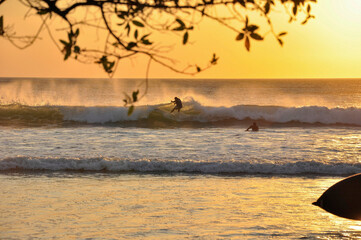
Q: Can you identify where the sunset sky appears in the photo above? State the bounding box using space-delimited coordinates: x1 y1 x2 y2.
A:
0 0 360 79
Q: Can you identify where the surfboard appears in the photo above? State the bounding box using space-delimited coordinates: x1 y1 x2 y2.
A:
313 173 361 220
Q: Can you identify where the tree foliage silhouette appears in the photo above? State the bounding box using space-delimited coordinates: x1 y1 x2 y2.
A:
0 0 316 113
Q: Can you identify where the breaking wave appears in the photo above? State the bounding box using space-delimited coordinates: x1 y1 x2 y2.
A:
1 100 361 127
1 157 361 176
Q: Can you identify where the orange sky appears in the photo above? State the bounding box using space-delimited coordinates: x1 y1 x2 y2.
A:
0 0 360 79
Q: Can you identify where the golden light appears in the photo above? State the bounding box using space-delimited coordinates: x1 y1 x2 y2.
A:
327 0 361 24
0 0 360 78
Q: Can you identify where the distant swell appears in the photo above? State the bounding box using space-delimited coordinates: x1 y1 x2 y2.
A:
1 157 361 176
1 101 361 127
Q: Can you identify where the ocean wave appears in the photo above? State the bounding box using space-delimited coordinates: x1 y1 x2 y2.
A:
1 101 361 127
1 157 361 176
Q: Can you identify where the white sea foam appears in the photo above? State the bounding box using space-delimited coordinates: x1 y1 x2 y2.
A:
1 157 361 176
60 105 156 123
58 100 361 126
1 100 361 126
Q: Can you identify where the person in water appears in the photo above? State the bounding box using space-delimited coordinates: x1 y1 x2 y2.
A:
171 97 183 113
246 122 259 131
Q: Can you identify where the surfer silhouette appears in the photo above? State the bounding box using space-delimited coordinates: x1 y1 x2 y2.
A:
171 97 183 113
246 122 259 131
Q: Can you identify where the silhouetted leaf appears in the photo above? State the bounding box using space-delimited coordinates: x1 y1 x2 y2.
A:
142 39 152 45
37 8 50 15
134 29 138 39
125 23 131 36
108 61 115 71
117 11 127 19
141 34 151 40
176 18 185 27
236 33 244 41
293 4 297 15
68 32 72 43
172 18 186 31
278 32 287 37
64 48 71 60
141 34 152 45
123 92 131 106
74 28 79 37
210 53 219 65
0 16 3 36
102 61 109 72
238 0 246 7
132 20 144 27
245 36 250 51
247 25 259 32
183 32 189 45
132 90 139 102
196 66 201 72
126 41 137 50
278 38 283 46
250 33 263 40
127 105 134 116
60 39 68 46
73 45 80 54
173 26 185 31
264 2 270 14
95 56 115 73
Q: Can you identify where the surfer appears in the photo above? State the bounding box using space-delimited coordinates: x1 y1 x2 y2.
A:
171 97 183 113
246 122 259 131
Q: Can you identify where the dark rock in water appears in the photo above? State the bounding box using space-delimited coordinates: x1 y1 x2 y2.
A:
313 173 361 220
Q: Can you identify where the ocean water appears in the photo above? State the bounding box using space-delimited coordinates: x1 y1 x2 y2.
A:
1 78 361 239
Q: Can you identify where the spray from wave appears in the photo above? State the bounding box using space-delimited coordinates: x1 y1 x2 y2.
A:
1 99 361 127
